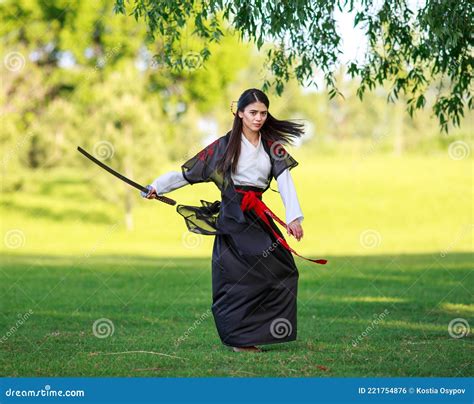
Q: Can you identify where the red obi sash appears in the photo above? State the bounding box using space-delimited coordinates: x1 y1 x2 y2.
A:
235 189 327 265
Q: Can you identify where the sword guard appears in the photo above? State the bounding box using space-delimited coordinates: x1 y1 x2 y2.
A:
140 184 153 198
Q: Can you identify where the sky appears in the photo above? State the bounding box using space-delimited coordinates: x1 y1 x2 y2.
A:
306 0 424 91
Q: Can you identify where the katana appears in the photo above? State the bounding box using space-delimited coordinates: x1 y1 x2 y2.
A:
77 146 176 206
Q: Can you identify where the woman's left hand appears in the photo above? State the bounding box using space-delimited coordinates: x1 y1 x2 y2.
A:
287 219 303 241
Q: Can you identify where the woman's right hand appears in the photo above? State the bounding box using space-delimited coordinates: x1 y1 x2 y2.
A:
145 186 158 199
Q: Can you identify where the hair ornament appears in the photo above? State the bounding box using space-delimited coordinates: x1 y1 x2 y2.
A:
230 100 238 116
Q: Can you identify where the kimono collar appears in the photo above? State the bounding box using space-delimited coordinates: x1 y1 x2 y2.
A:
241 131 261 150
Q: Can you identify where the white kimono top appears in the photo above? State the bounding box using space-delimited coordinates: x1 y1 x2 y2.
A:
150 132 304 225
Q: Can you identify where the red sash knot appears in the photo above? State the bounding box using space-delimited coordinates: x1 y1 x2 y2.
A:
235 189 328 266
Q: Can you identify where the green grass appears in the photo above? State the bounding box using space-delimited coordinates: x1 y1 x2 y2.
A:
0 253 472 377
0 154 472 376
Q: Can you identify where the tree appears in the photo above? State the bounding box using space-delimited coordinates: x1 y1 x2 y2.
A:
0 0 256 228
114 0 473 132
80 63 169 230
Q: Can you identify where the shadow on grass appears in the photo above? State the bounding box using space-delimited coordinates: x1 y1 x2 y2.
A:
0 252 471 377
1 251 471 319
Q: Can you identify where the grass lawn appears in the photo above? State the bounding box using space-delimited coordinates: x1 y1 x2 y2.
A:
0 252 472 377
1 154 472 376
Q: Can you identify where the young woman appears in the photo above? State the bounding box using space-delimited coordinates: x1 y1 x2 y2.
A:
144 88 326 353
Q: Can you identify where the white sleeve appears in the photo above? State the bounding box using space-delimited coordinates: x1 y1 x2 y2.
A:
150 171 189 195
276 168 304 225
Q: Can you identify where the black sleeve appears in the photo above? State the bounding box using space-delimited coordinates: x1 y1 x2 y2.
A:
181 139 220 185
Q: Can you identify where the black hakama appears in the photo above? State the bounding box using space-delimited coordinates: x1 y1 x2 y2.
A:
211 185 298 347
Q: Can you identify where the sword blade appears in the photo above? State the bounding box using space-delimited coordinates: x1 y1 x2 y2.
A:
77 146 176 206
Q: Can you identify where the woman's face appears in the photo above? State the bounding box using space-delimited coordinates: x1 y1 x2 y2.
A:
238 101 268 132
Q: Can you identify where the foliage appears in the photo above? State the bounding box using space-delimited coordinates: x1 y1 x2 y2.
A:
115 0 473 131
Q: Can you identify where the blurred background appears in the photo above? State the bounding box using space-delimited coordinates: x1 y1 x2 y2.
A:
1 0 472 259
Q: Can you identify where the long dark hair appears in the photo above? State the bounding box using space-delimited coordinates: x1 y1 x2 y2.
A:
217 88 305 175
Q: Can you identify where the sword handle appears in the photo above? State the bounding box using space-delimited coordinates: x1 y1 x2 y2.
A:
155 195 176 206
141 185 176 206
